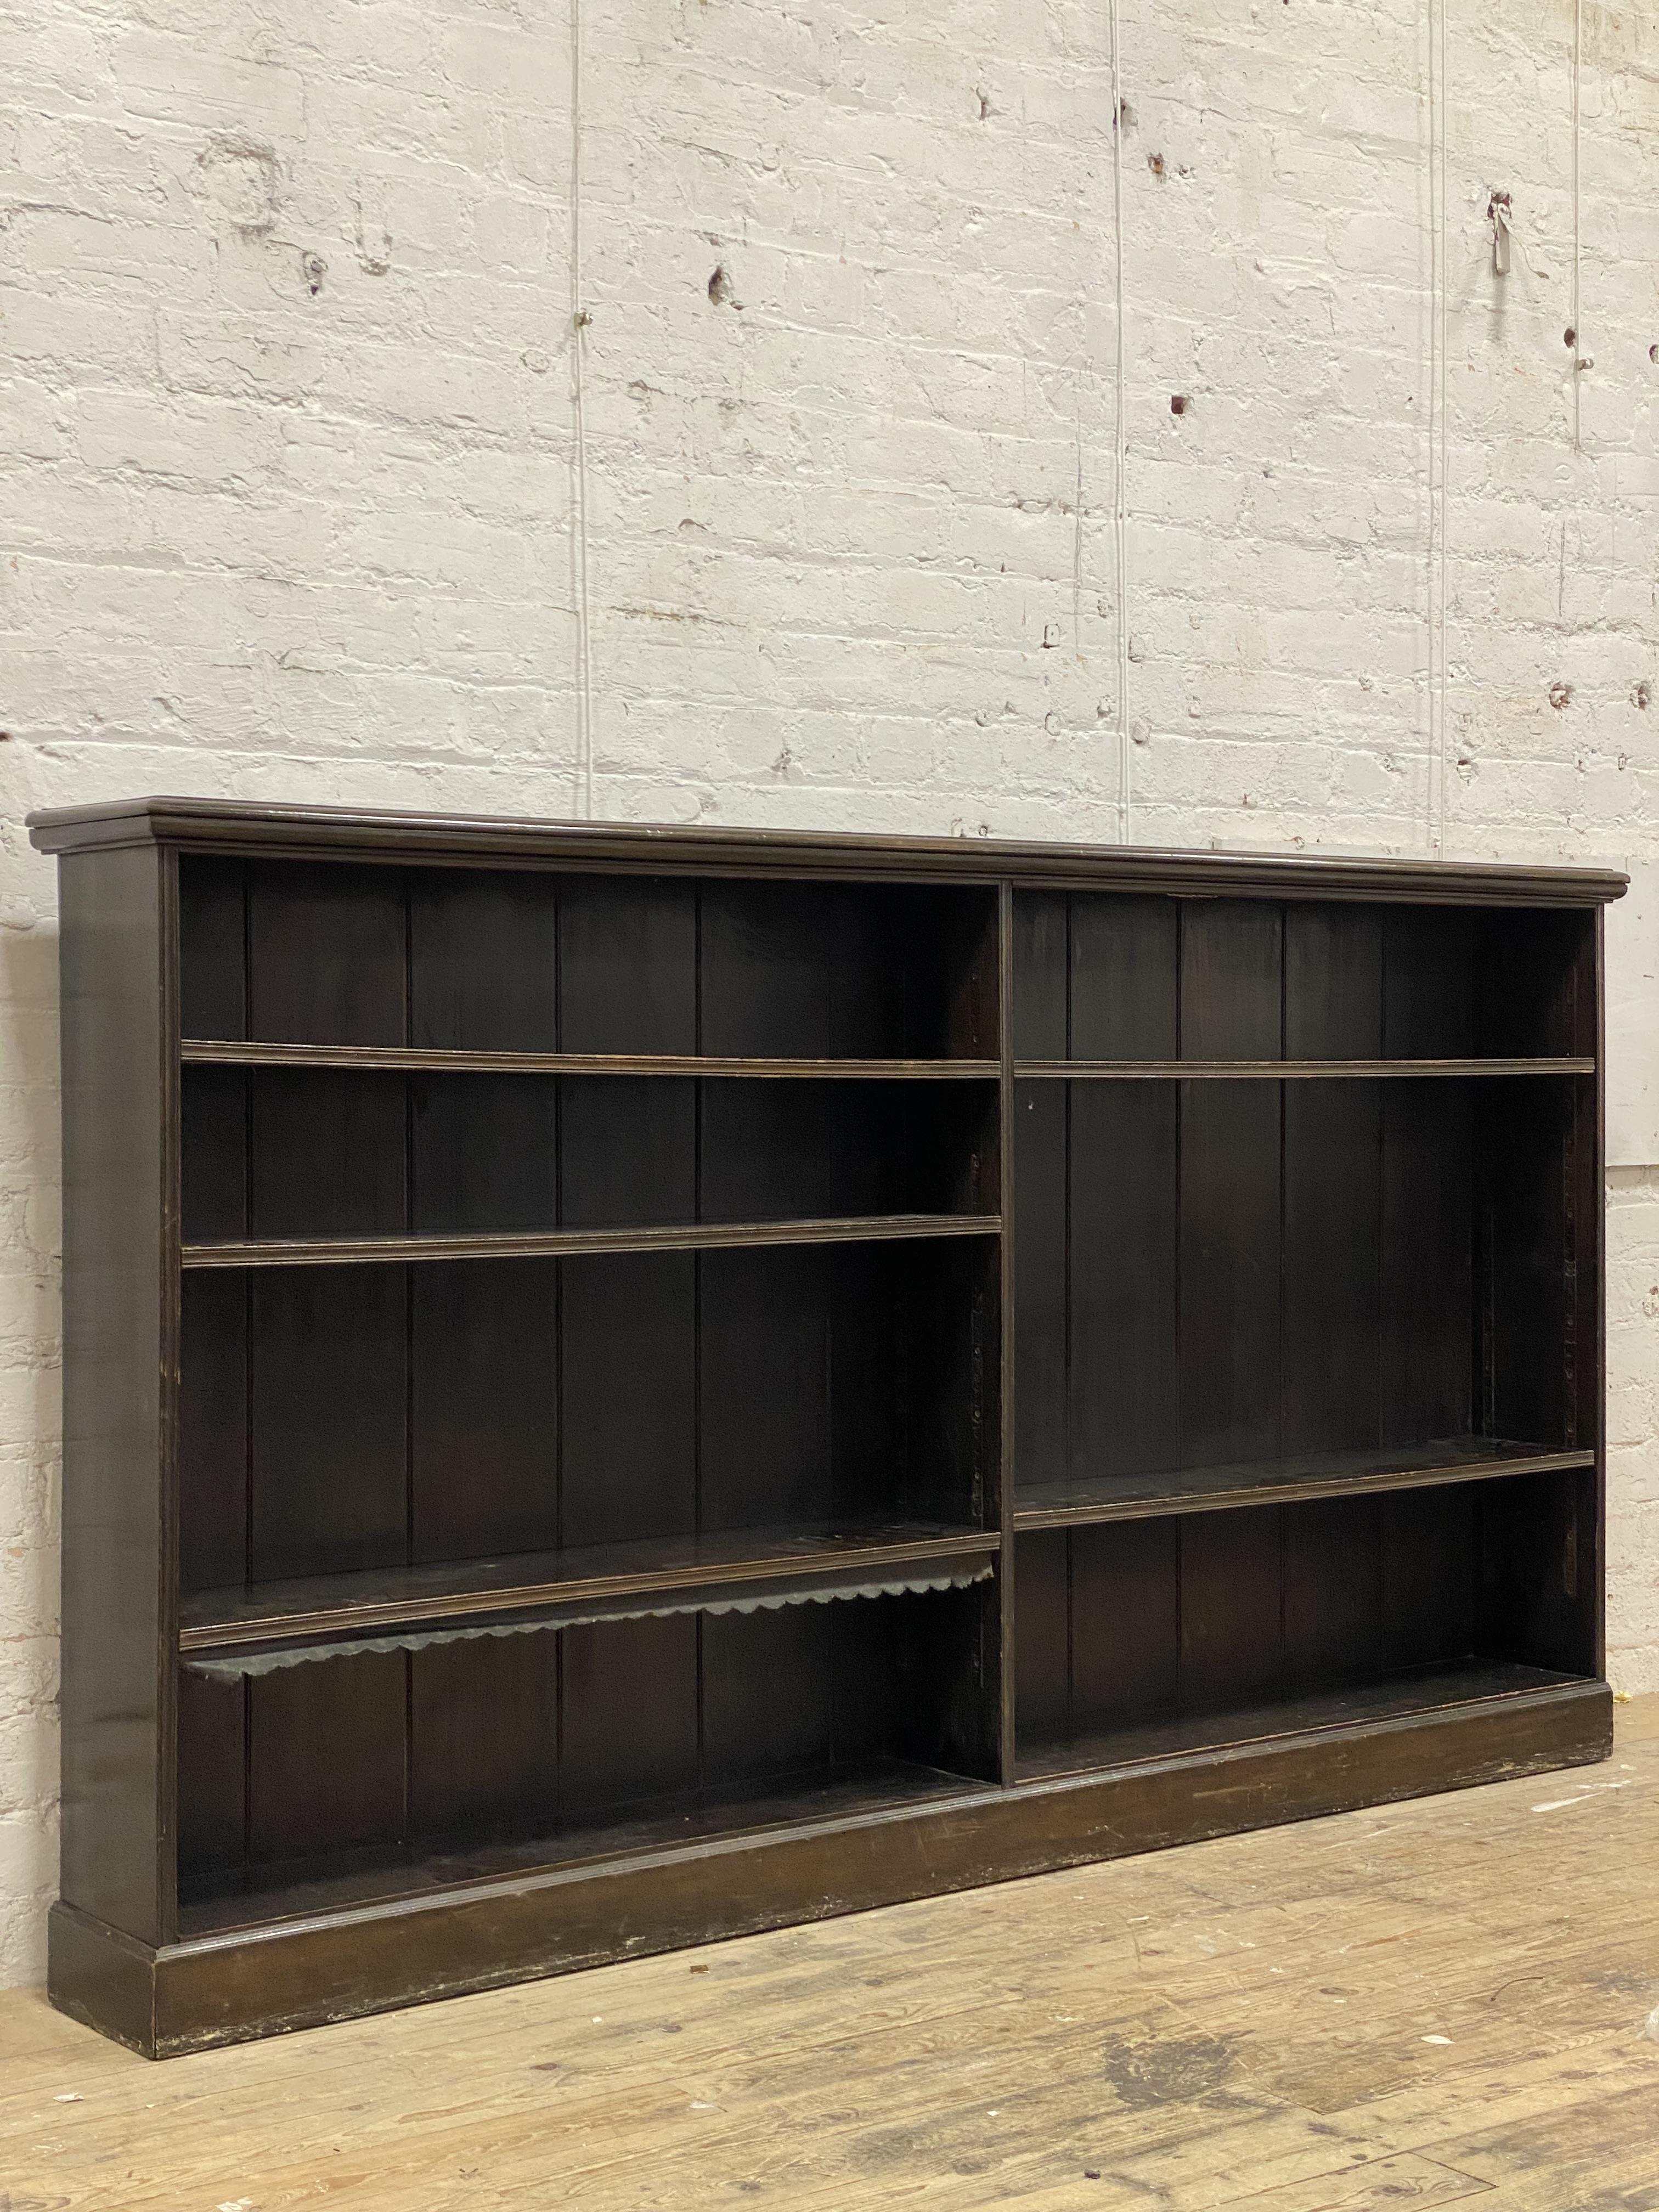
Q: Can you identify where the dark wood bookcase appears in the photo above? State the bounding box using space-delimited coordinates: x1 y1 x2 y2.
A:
30 799 1625 2055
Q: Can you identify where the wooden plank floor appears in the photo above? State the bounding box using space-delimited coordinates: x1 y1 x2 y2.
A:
5 1700 1659 2211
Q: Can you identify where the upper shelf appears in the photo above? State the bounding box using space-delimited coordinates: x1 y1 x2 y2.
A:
183 1043 1594 1081
181 1213 1002 1268
179 1519 1002 1670
183 1041 1000 1081
1015 1057 1595 1080
1013 1435 1595 1530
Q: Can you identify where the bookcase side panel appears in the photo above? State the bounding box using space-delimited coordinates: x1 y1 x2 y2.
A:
57 843 173 1946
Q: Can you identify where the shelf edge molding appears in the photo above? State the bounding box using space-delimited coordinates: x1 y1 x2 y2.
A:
180 1213 1003 1269
25 797 1630 909
1012 1440 1597 1531
182 1041 1001 1080
180 1527 1003 1671
1014 1058 1596 1081
182 1564 997 1677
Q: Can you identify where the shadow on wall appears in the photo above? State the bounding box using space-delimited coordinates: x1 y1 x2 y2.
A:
0 911 65 1983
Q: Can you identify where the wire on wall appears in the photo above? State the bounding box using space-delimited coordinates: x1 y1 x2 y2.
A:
570 0 595 819
1428 0 1449 858
1108 0 1131 844
1571 0 1583 455
1072 369 1084 656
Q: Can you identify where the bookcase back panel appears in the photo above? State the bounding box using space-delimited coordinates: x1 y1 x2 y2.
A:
176 1583 997 1907
251 1268 410 1581
1014 1075 1510 1489
180 860 999 1061
415 1259 562 1559
179 1273 247 1595
556 1250 695 1548
179 1068 996 1240
1011 892 1590 1063
696 880 998 1059
1178 1078 1282 1466
1475 1465 1599 1675
177 1240 996 1595
1377 1084 1475 1446
1011 890 1586 1497
1482 1081 1572 1447
178 856 246 1040
1182 901 1284 1059
1283 1082 1382 1453
249 865 408 1046
1014 1466 1594 1757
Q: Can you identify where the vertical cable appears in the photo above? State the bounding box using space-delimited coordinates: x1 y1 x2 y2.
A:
1427 0 1450 858
1437 0 1448 859
1430 0 1442 856
1108 0 1131 844
1071 369 1084 654
1571 0 1583 456
570 0 595 819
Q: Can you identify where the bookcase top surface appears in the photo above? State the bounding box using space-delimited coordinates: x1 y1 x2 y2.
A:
27 795 1628 906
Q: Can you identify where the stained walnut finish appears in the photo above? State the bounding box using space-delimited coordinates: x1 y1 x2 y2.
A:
28 798 1626 2056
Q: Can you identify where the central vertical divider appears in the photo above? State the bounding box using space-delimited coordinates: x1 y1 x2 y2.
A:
997 879 1017 1784
693 882 706 1798
239 861 255 1887
401 872 415 1855
1062 898 1074 1737
552 872 566 1822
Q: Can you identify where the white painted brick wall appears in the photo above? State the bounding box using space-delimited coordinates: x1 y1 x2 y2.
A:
1 0 1656 1983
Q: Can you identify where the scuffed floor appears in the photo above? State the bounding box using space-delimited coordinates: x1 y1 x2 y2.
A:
4 1701 1657 2210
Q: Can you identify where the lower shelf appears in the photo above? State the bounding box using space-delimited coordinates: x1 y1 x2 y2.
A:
178 1757 972 1936
180 1521 1000 1670
53 1673 1612 2057
182 1664 1586 1933
1014 1659 1582 1781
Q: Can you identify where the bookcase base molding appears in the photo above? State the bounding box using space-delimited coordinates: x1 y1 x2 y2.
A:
28 799 1625 2057
48 1675 1611 2058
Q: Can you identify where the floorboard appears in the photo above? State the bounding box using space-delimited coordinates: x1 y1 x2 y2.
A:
3 1700 1657 2209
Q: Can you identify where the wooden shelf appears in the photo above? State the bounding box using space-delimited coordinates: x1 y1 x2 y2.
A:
183 1041 1000 1080
1015 1058 1594 1080
1014 1660 1586 1781
180 1522 1001 1664
1013 1436 1594 1530
176 1757 978 1937
181 1213 1002 1269
190 1044 1595 1082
